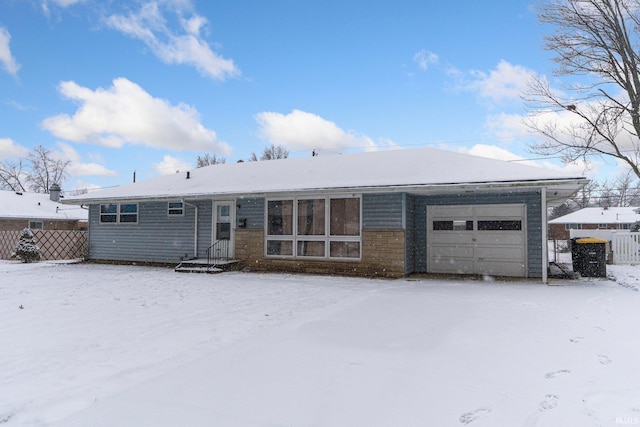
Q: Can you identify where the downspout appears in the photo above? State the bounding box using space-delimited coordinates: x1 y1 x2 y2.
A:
541 188 548 285
183 200 199 259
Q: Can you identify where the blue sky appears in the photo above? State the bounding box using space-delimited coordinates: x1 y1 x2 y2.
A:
0 0 621 193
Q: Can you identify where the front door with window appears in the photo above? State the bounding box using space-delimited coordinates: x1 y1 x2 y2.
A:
213 201 234 258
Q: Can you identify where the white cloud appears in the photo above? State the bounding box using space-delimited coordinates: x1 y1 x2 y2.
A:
56 142 118 177
484 112 531 142
0 138 29 159
0 27 20 76
255 109 395 153
41 78 232 155
105 2 239 80
460 143 597 176
413 49 438 71
154 154 192 175
462 60 535 104
49 0 85 6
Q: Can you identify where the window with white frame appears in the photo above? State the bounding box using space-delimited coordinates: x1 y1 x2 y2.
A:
168 201 184 217
28 220 43 230
100 203 138 224
265 196 361 259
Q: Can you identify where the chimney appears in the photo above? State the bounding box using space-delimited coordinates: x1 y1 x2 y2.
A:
49 183 61 202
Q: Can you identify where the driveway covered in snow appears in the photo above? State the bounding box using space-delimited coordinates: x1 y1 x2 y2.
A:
2 262 639 426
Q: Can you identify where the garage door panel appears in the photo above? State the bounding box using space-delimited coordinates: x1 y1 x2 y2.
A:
475 205 524 217
475 246 524 262
430 233 475 245
430 244 474 258
430 206 474 219
475 233 524 245
476 260 525 277
431 258 475 274
427 204 527 278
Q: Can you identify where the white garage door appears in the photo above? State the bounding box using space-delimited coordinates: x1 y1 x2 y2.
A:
427 204 527 277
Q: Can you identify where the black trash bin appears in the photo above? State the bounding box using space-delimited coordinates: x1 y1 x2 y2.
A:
571 237 607 278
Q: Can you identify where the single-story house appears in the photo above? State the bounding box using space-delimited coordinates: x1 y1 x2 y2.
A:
549 206 640 240
63 148 587 282
0 185 88 231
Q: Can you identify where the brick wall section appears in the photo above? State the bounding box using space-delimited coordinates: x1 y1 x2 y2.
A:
0 219 86 232
0 219 27 231
235 229 406 278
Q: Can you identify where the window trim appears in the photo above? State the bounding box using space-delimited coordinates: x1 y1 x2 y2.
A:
28 220 44 230
265 195 362 261
565 223 582 230
99 203 138 225
168 201 184 217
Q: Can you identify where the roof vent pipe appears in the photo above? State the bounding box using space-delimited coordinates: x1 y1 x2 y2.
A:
186 171 191 179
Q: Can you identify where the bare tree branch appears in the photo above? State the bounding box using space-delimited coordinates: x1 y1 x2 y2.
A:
0 145 70 193
526 0 640 179
196 153 226 168
249 144 289 161
0 159 27 192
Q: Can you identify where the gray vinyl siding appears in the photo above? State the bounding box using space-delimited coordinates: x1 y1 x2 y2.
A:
363 193 404 229
88 200 213 263
410 191 544 277
404 194 416 274
236 197 264 230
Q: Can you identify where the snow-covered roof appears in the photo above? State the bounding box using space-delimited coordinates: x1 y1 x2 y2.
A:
549 206 640 225
0 190 88 221
64 148 587 206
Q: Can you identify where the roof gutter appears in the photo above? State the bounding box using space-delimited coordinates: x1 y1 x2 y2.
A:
60 178 589 205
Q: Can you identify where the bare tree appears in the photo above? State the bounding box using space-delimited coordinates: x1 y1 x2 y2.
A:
196 153 226 168
0 159 27 192
0 145 70 193
250 144 289 161
598 171 640 206
525 0 640 179
572 179 601 208
26 145 70 193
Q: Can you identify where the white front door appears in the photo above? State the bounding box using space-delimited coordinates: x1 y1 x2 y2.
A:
213 201 235 258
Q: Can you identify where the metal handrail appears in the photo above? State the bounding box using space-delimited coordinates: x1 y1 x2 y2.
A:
206 239 229 270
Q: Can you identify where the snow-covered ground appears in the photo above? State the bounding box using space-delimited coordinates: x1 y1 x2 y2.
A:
2 261 640 426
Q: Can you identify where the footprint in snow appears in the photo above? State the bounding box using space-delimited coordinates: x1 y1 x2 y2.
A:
545 369 571 379
539 394 559 411
459 407 491 424
598 354 612 365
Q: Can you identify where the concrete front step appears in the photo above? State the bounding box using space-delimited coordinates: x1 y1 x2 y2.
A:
174 259 241 274
175 265 223 274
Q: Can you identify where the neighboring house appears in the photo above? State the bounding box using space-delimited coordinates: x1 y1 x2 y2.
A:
63 148 587 282
0 185 88 231
548 206 640 240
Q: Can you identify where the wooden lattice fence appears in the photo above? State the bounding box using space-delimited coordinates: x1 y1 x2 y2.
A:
0 230 88 261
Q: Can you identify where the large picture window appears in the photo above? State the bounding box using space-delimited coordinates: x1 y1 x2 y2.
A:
265 196 361 259
99 203 138 224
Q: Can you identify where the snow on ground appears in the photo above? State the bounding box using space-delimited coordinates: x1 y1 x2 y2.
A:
1 261 640 426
